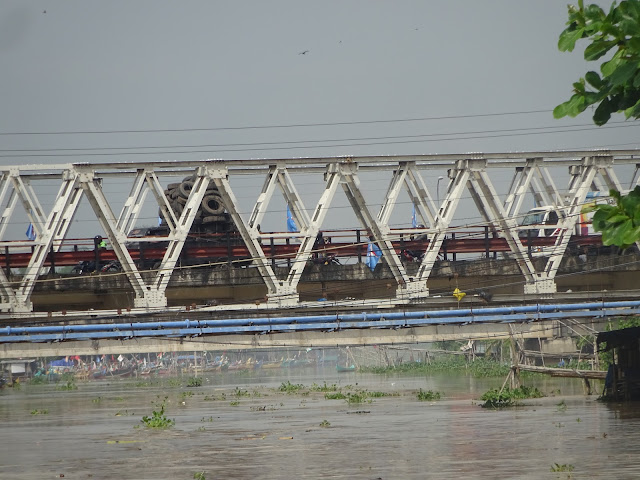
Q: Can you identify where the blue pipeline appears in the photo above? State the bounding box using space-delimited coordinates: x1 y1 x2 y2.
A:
1 300 639 344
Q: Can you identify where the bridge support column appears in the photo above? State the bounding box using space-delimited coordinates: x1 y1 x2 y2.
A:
399 279 429 300
524 279 557 296
267 284 299 307
133 290 168 309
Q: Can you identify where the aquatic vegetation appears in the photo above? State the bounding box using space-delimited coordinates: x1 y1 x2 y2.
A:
181 391 194 399
480 385 543 408
360 357 511 378
229 400 240 406
319 420 331 427
30 409 49 415
29 376 47 385
193 472 206 480
417 389 442 401
187 377 202 387
550 463 574 473
324 392 346 400
196 426 206 432
345 391 371 405
367 391 390 398
57 380 78 391
234 387 251 398
557 400 568 412
200 416 214 422
310 382 339 392
167 378 182 388
141 397 174 429
134 380 159 388
279 381 305 393
92 397 102 403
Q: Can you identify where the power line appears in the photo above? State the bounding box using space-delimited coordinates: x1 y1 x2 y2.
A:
0 120 629 154
2 123 637 159
0 109 553 136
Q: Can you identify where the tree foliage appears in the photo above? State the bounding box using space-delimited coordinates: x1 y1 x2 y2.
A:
554 0 640 125
556 1 640 247
586 186 640 248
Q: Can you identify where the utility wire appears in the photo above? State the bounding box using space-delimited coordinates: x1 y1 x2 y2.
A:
0 109 554 136
0 120 629 153
2 123 638 159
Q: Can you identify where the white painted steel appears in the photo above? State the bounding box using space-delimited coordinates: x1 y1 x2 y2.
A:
0 150 637 313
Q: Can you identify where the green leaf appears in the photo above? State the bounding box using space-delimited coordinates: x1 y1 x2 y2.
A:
622 225 640 245
584 4 606 21
602 49 624 77
593 97 613 125
608 61 640 86
602 219 634 246
629 37 640 52
558 27 585 51
621 191 640 213
584 39 617 61
585 70 604 89
554 93 586 118
606 214 631 224
553 102 571 119
624 98 640 119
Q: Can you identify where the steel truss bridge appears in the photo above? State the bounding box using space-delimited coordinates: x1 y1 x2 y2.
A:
0 149 639 315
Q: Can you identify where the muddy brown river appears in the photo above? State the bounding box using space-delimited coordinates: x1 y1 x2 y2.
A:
2 368 640 479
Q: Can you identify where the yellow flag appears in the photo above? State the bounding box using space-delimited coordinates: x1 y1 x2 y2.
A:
453 288 466 301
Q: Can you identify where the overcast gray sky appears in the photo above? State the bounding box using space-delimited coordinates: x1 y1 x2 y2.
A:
1 0 637 164
0 1 638 239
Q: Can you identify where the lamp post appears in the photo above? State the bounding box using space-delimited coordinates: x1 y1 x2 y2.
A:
436 176 444 205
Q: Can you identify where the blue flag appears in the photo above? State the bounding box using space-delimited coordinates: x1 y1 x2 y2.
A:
365 242 381 272
287 205 298 232
412 204 418 228
26 223 36 241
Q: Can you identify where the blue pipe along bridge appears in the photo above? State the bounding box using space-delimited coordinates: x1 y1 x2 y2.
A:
1 300 639 358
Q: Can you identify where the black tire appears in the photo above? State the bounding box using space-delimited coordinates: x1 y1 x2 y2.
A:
179 181 194 198
202 194 225 215
166 183 181 190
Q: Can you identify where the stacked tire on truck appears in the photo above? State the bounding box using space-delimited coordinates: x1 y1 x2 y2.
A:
162 175 236 234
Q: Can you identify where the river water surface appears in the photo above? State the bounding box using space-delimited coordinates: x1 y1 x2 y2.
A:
2 368 640 479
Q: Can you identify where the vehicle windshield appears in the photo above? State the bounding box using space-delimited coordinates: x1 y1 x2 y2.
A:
520 212 545 226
